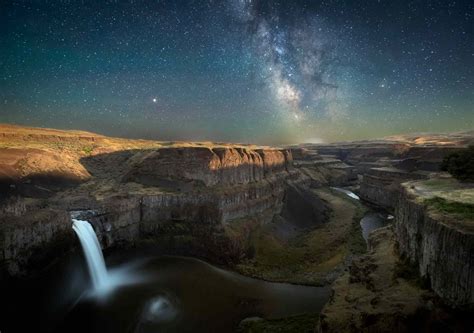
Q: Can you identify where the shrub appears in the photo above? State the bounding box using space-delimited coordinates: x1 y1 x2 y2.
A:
424 196 474 221
82 145 94 155
440 146 474 182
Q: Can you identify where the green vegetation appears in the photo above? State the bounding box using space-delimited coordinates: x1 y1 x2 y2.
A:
82 145 95 155
440 146 474 182
420 178 459 191
424 196 474 220
237 313 319 333
232 188 364 285
234 221 347 285
348 208 368 255
328 188 367 255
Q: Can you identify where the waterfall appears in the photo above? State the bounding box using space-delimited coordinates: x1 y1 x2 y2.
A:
72 219 108 291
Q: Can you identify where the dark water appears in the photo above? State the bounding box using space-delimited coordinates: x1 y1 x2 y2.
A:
360 212 392 241
58 256 330 333
3 254 329 333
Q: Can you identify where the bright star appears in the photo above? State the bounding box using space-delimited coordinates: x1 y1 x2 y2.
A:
152 98 157 103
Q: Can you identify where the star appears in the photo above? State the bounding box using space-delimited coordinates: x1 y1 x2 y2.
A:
0 0 472 143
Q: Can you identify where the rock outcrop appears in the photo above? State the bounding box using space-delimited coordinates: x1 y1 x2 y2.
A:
290 148 357 187
123 147 291 187
318 226 474 332
394 181 474 308
0 209 74 276
318 226 428 333
359 167 427 210
0 143 299 276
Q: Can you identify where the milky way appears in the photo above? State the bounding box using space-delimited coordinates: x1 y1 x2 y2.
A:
0 1 473 143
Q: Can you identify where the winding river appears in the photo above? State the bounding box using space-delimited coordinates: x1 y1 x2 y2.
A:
332 187 392 241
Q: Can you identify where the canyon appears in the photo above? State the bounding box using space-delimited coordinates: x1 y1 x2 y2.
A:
0 124 473 332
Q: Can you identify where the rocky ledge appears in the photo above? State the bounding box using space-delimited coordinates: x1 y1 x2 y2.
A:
318 226 474 332
394 177 474 308
359 167 427 210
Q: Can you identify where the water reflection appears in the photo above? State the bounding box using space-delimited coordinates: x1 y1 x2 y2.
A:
360 212 391 241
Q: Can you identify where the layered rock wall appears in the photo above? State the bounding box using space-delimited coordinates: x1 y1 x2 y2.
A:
84 197 142 248
394 184 474 308
0 209 74 276
359 168 426 210
123 147 292 187
0 147 295 276
139 178 285 229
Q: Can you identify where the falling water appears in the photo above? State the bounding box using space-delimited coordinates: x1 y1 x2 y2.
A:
72 219 108 291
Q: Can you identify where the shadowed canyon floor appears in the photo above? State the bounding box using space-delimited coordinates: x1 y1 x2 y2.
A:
234 188 366 286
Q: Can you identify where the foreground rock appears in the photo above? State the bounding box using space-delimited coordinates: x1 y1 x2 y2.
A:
318 226 474 332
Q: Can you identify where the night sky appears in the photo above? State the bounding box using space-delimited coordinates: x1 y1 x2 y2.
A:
1 1 473 144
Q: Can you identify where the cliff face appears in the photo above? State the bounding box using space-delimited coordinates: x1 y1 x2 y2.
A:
359 168 427 210
123 147 291 187
289 148 357 187
394 183 474 308
0 146 298 276
0 209 74 276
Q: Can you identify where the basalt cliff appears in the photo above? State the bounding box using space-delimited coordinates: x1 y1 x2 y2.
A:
394 179 474 308
1 124 328 278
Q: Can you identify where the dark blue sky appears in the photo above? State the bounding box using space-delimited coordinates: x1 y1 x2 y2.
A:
1 0 473 143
